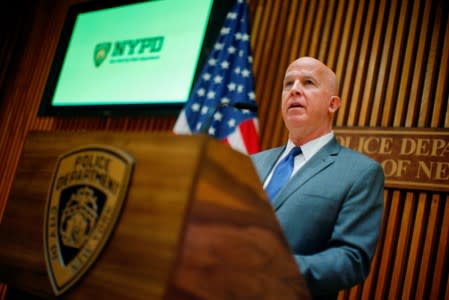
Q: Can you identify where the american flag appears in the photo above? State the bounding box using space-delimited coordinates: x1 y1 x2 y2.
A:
173 0 260 155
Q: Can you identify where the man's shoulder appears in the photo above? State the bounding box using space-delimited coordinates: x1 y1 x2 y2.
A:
337 143 382 168
251 146 284 160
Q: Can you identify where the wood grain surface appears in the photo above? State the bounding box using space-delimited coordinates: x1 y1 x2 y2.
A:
0 132 202 299
165 137 310 300
0 132 310 299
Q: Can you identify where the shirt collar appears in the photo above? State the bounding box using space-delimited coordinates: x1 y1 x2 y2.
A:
286 131 334 161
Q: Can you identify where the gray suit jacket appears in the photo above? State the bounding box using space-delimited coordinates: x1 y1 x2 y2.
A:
251 137 384 299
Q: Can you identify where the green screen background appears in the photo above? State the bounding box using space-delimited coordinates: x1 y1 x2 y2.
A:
53 0 214 106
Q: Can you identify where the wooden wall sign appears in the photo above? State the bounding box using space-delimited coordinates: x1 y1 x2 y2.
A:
334 128 449 192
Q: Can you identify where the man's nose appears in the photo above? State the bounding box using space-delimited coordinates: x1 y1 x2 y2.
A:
290 80 302 94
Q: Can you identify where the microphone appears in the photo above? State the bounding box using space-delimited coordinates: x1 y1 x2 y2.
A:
199 101 258 134
231 101 258 112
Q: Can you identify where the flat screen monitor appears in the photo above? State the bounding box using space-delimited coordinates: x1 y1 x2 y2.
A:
39 0 232 116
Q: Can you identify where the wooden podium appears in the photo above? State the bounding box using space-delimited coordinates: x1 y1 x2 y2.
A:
0 132 310 299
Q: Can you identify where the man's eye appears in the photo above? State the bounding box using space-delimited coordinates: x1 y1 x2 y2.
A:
305 80 314 85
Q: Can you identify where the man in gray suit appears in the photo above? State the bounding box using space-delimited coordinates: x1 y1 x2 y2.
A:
251 57 384 300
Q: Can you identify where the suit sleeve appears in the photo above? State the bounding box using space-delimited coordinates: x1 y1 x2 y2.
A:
294 162 384 296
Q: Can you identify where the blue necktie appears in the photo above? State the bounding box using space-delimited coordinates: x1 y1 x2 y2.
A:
265 147 302 200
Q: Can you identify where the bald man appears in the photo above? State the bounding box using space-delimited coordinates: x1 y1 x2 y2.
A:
251 57 384 300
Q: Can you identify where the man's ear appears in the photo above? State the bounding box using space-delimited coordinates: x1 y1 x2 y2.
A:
329 96 341 113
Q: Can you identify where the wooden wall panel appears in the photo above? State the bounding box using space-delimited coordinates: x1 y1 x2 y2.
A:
249 0 448 143
0 0 448 299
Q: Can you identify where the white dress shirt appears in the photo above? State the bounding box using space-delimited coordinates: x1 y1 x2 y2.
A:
263 132 334 188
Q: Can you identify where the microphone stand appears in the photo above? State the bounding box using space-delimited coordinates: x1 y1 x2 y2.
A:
198 101 257 135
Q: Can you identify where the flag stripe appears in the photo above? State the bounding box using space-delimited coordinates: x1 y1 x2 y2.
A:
173 110 191 134
238 118 259 154
225 128 248 154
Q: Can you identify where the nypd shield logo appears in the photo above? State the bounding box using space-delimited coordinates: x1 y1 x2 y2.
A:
44 145 134 296
94 42 111 67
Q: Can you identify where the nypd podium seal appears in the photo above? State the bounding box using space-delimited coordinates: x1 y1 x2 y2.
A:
43 145 134 296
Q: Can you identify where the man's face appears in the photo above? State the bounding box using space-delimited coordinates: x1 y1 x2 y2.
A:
281 57 340 144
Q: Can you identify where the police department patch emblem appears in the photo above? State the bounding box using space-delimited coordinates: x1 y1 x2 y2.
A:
94 42 111 67
43 145 134 295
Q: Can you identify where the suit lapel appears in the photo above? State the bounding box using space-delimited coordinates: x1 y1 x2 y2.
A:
272 138 341 210
259 146 286 182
